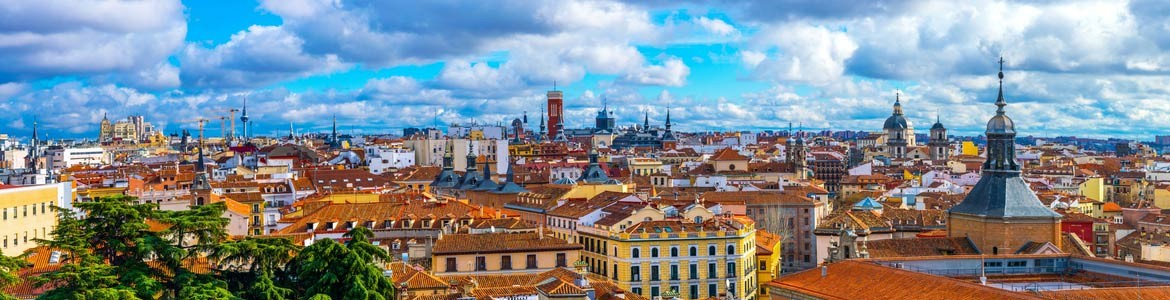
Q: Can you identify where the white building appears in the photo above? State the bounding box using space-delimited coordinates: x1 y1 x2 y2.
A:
404 139 508 173
46 147 107 171
365 146 415 175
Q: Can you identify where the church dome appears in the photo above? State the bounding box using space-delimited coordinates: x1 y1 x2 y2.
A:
883 115 909 130
986 114 1014 134
931 121 946 130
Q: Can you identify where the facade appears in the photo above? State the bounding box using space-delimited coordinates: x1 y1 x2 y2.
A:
581 217 758 300
0 182 71 256
45 147 107 171
431 232 582 276
947 61 1062 255
365 146 415 175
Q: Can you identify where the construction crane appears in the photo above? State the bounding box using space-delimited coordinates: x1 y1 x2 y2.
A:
218 116 228 142
227 108 239 142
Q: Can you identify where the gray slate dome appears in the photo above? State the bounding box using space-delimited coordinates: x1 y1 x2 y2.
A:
883 115 909 130
986 114 1014 134
931 120 946 130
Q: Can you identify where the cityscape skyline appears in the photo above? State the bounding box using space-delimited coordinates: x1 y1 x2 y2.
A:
4 0 1170 140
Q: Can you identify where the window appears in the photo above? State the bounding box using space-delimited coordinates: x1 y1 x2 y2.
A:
651 247 659 257
1007 260 1027 267
671 247 679 257
727 262 736 277
632 248 640 258
689 246 697 256
708 245 716 256
760 260 767 271
670 265 679 280
475 256 487 271
651 286 659 298
689 263 698 279
708 284 717 298
728 282 736 298
651 266 660 281
501 255 512 270
527 254 538 269
727 245 735 255
708 263 717 278
446 257 457 272
556 253 567 267
690 284 699 299
631 266 641 281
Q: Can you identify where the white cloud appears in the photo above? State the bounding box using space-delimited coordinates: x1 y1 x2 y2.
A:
0 0 186 83
622 58 690 87
696 17 736 36
748 24 858 83
181 25 346 89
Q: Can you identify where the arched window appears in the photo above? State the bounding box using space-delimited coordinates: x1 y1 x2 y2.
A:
651 248 659 258
632 248 641 258
708 245 716 256
671 247 679 257
689 246 697 257
727 245 735 255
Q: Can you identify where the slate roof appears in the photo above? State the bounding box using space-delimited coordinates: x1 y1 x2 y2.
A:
948 172 1062 219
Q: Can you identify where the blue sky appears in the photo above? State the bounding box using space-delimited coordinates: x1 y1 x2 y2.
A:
3 0 1170 141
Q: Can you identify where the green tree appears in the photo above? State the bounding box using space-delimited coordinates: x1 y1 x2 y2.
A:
242 271 292 300
0 253 29 300
213 236 300 296
289 227 394 300
34 205 140 300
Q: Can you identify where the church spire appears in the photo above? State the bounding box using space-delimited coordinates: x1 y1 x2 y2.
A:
643 110 649 131
893 92 904 116
996 56 1007 115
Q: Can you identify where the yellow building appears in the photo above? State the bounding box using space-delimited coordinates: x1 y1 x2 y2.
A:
755 230 782 297
580 216 758 300
1080 177 1106 202
961 141 978 156
0 183 69 256
628 157 664 176
1151 185 1170 211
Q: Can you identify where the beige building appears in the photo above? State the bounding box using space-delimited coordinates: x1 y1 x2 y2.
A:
431 232 582 276
0 182 70 256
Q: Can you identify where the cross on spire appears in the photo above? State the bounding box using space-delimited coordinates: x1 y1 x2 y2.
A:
996 56 1007 114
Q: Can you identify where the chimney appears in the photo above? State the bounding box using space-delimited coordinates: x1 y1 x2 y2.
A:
821 266 827 277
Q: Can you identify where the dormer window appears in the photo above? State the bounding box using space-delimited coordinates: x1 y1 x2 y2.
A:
326 222 336 230
383 220 393 228
346 221 355 229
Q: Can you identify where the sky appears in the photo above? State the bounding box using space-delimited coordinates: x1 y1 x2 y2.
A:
3 0 1170 141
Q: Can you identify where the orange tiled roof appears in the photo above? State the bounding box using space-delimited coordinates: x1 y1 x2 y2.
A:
767 260 1043 299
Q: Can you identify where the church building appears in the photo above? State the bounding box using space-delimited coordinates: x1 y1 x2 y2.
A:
947 59 1062 255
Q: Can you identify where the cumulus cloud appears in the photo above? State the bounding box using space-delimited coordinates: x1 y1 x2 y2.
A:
0 0 186 84
747 24 858 83
181 25 346 89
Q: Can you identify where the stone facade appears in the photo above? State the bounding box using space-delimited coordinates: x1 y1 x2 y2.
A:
949 214 1061 255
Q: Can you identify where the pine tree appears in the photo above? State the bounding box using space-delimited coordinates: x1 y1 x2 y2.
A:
289 227 395 300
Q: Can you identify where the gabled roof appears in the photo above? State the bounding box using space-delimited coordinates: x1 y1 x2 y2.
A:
710 148 749 161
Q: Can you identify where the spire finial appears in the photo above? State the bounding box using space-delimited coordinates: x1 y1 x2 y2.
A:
996 57 1007 114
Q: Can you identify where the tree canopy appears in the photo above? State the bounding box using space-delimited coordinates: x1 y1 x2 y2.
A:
24 195 394 300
